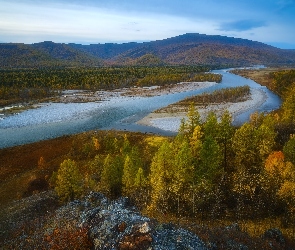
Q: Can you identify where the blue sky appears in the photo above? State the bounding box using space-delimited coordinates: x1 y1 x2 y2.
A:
0 0 295 49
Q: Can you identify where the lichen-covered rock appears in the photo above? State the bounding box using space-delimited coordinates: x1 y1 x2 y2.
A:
51 191 207 249
262 228 285 244
153 223 207 250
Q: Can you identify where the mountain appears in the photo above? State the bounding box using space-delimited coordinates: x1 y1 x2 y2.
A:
102 33 295 66
0 41 102 68
1 33 295 68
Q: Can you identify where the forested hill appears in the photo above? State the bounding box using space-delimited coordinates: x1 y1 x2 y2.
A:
0 42 103 68
1 33 295 68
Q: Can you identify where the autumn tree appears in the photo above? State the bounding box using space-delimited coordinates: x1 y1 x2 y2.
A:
100 154 123 197
189 125 203 159
133 167 148 208
283 134 295 165
184 103 201 136
55 159 82 202
262 151 295 219
38 156 46 170
217 110 235 172
171 140 194 214
233 118 276 174
198 136 221 183
149 141 173 214
122 154 139 196
203 111 219 139
232 118 276 216
282 87 295 124
92 137 100 151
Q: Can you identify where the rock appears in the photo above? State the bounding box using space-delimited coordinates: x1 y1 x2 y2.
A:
225 223 240 231
153 224 207 250
51 192 207 249
118 222 153 250
139 222 151 234
262 228 285 244
117 221 127 233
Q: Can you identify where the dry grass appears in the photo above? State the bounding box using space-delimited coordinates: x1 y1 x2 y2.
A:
145 210 295 249
230 67 283 87
0 135 74 208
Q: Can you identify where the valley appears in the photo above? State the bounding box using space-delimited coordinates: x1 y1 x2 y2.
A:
1 34 295 249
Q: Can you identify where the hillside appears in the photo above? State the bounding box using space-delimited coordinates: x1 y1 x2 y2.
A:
1 33 295 68
0 42 102 68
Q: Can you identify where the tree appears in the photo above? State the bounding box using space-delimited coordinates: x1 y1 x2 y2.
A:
283 134 295 165
218 110 234 172
38 156 46 170
198 135 222 183
100 154 123 197
171 140 194 214
203 111 219 139
185 103 201 135
92 137 100 151
282 87 295 124
122 154 138 196
232 121 275 173
134 167 147 188
121 134 131 156
256 123 276 162
133 167 148 208
261 151 287 212
149 141 173 213
232 119 276 216
189 125 203 159
55 159 82 202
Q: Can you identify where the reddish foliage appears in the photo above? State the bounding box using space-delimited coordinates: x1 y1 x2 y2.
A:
46 226 92 250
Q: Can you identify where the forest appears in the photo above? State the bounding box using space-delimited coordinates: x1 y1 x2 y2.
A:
45 69 295 233
0 65 221 107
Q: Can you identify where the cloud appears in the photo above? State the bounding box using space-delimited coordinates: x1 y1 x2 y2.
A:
0 0 294 48
219 19 267 32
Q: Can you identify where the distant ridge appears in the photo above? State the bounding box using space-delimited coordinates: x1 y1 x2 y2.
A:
1 33 295 68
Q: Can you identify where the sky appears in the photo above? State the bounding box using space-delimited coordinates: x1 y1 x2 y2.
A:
0 0 295 49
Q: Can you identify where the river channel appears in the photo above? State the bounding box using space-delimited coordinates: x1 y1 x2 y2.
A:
0 68 281 149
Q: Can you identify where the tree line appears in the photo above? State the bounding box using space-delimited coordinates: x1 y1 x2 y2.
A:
179 85 250 105
269 70 295 124
0 66 221 106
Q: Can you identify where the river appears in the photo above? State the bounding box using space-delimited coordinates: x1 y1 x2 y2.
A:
0 68 281 149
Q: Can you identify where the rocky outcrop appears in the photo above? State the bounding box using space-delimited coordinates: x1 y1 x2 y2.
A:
53 192 207 249
1 191 290 249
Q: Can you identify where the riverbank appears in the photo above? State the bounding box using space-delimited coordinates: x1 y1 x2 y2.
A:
58 81 219 102
137 87 268 132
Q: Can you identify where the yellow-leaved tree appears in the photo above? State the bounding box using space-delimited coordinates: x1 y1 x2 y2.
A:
55 159 83 202
261 151 295 217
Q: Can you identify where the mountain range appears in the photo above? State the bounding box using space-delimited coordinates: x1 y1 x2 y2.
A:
1 33 295 68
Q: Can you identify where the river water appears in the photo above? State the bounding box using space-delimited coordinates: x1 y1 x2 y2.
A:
0 68 281 149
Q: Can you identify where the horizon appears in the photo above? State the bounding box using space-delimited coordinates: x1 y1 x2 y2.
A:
1 32 294 50
1 1 295 49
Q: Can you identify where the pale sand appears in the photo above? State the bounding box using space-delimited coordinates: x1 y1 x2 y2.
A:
121 81 218 97
137 88 268 132
58 81 218 103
